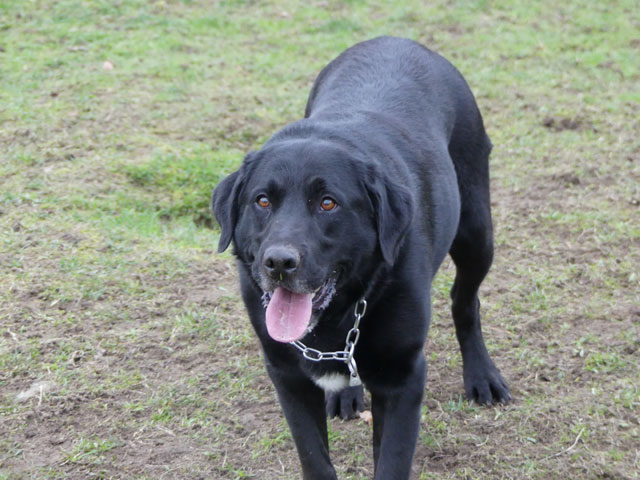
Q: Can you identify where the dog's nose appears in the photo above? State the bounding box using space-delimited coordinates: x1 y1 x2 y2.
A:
263 246 300 279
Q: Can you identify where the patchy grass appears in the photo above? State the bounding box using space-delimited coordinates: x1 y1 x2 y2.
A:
1 0 639 479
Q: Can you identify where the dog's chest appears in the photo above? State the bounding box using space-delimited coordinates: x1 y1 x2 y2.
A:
312 372 350 392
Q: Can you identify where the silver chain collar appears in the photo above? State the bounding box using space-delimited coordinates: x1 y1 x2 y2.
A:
290 298 367 387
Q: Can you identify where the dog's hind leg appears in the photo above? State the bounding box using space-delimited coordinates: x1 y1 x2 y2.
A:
448 135 510 405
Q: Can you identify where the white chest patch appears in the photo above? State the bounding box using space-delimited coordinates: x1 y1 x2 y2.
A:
312 373 349 392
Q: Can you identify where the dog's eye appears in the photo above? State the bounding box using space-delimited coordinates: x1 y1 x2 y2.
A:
320 197 337 211
256 195 271 208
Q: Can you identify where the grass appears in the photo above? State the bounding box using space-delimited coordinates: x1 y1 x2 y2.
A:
1 0 639 478
63 437 120 466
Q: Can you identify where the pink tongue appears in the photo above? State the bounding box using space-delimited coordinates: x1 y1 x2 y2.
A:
265 287 313 343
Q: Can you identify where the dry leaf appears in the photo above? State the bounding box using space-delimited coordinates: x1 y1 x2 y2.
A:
359 410 373 424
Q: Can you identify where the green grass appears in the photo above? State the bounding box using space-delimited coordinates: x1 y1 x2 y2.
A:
1 0 639 479
62 437 120 466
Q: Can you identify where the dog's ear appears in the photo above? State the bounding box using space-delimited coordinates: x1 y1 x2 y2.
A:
366 172 414 265
212 152 257 253
211 169 242 252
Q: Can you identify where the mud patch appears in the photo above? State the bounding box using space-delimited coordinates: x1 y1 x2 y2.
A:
542 115 592 131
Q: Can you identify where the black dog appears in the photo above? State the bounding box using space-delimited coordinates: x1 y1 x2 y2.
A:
212 36 510 480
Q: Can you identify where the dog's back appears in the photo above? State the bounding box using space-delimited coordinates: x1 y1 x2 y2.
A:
306 36 482 141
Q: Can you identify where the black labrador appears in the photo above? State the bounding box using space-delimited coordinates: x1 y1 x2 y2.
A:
212 36 510 480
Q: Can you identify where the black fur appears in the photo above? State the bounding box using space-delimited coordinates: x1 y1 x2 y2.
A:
212 36 510 480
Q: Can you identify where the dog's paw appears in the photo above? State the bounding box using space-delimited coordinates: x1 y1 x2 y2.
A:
463 364 511 406
325 385 364 419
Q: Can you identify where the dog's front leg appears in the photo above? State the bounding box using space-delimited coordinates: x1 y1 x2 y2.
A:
370 355 426 480
266 365 338 480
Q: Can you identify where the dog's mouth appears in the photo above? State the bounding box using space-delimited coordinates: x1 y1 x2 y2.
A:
260 276 338 343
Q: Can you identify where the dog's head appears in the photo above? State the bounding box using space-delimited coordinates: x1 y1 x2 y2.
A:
212 137 413 342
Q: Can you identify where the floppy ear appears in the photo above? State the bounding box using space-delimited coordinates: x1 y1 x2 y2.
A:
367 173 414 265
211 168 243 253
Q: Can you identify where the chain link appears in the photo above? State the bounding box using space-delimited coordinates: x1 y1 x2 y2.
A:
289 298 367 381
